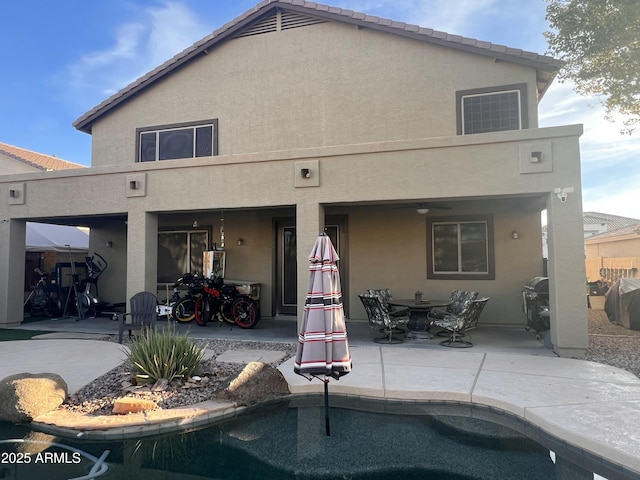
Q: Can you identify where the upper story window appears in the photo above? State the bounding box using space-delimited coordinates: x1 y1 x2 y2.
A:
456 84 528 135
137 119 218 162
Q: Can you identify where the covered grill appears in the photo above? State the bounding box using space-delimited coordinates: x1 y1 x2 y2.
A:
522 276 550 337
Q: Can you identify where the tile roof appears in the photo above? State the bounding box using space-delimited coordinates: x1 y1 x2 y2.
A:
584 221 640 241
0 142 85 171
73 0 563 134
583 211 640 231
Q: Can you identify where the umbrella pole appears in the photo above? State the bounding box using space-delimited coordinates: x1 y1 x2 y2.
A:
324 378 331 436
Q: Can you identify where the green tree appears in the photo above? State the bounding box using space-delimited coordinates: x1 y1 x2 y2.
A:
544 0 640 134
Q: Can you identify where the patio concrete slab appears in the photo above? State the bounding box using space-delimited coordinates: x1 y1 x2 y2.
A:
0 339 126 394
215 348 288 364
482 353 640 384
526 400 640 475
2 320 640 477
473 368 640 416
383 365 477 401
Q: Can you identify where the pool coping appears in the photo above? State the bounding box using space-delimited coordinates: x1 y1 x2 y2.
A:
30 347 640 477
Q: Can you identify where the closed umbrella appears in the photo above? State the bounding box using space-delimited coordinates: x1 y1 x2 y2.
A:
294 233 352 435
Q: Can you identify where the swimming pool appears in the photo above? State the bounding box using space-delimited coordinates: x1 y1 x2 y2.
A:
0 399 635 479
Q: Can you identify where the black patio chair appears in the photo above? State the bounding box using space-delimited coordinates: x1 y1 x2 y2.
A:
430 290 479 319
116 291 158 343
429 297 490 348
358 293 410 344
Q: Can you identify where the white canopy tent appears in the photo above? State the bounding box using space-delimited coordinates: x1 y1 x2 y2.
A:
26 222 89 253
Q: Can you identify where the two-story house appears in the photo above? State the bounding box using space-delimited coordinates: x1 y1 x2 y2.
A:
0 0 587 356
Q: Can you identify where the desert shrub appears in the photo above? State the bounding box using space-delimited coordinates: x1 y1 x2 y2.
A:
125 327 205 384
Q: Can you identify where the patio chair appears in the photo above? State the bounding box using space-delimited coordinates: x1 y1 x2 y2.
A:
116 291 158 343
429 297 490 347
358 293 410 344
429 290 479 330
366 288 394 310
366 288 405 334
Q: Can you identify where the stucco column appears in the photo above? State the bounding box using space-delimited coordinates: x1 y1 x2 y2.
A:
0 219 26 326
546 190 588 357
296 202 325 323
126 211 158 302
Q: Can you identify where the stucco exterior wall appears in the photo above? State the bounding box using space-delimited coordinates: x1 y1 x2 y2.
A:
89 21 538 167
0 154 42 175
0 12 586 355
2 126 581 326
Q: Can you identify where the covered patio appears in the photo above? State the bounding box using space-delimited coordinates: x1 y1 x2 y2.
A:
12 313 552 356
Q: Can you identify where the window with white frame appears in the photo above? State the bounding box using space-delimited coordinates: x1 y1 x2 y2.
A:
456 84 527 135
138 120 218 162
427 216 495 280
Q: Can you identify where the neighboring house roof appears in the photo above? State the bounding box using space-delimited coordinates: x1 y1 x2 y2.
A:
73 0 563 134
0 141 85 171
583 211 640 231
584 221 640 243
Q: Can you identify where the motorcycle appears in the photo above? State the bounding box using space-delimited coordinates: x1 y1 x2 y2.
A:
182 274 259 329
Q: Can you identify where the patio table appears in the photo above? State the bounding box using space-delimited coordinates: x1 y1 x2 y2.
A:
387 299 449 339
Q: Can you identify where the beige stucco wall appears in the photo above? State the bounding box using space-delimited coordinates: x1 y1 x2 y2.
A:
0 154 42 175
89 21 539 167
2 126 582 325
0 18 587 355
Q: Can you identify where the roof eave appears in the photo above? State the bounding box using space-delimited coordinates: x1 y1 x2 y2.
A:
73 0 563 133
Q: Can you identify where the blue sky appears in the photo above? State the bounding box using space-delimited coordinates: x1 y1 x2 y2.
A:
1 0 638 218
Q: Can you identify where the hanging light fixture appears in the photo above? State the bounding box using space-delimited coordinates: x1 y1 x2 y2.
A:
416 207 430 215
192 218 199 229
219 211 225 249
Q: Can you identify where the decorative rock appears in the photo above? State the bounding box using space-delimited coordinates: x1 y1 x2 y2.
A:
151 378 169 391
112 397 158 414
221 361 290 406
0 373 68 423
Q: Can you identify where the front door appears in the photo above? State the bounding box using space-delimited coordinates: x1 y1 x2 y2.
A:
275 218 347 316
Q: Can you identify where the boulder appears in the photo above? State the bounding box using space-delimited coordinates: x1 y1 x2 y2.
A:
221 361 290 406
0 373 67 423
112 397 158 414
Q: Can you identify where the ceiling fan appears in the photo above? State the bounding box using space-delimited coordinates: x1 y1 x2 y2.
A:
395 202 452 214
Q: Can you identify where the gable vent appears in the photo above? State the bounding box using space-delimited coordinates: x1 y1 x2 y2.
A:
234 10 326 38
280 10 326 30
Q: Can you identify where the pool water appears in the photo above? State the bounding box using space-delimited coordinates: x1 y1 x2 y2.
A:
0 401 633 479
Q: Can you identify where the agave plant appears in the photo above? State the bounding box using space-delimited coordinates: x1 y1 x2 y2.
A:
125 326 205 385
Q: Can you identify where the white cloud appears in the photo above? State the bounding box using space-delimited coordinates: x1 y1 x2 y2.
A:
62 1 211 107
582 175 640 220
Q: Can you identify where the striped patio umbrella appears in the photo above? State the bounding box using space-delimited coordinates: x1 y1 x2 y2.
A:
294 233 351 435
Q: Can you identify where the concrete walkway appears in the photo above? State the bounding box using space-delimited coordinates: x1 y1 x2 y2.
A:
1 331 639 476
0 337 125 393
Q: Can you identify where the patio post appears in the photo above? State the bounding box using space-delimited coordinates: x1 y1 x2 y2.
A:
0 219 26 326
125 211 158 304
546 191 588 357
295 202 325 324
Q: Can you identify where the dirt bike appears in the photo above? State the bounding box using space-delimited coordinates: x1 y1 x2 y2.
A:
186 274 259 329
